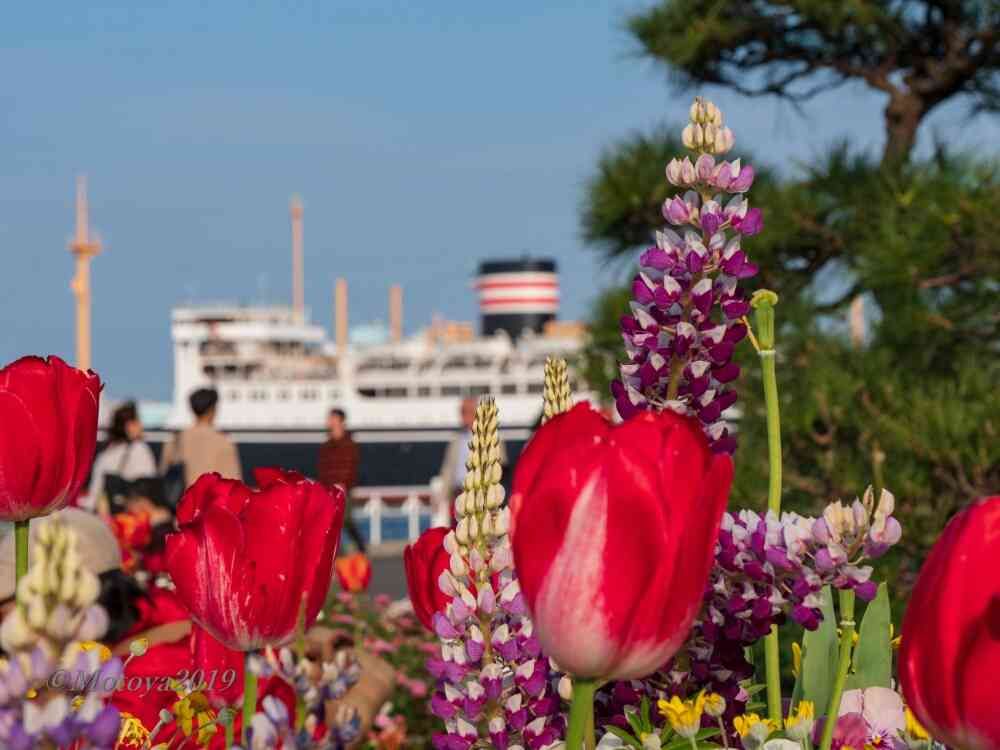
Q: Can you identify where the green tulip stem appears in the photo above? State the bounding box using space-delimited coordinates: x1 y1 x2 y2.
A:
752 290 783 726
224 713 234 749
566 679 597 750
14 520 29 590
819 590 856 750
242 651 259 745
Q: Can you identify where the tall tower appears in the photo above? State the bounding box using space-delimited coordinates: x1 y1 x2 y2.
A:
68 176 101 371
290 195 304 323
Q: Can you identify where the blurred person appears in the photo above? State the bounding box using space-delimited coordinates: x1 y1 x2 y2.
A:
159 387 242 492
318 408 367 553
84 400 156 513
437 396 507 524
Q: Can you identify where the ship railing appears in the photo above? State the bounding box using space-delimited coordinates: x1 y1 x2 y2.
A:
349 478 446 546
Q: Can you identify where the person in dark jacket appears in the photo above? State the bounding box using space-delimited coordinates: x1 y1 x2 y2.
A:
318 408 366 553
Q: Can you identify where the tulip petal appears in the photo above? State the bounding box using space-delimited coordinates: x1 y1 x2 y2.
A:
0 392 43 520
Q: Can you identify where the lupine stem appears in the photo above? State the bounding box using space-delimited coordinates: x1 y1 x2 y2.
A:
752 290 783 727
818 589 856 750
224 716 234 748
14 520 29 588
242 651 259 744
566 679 597 750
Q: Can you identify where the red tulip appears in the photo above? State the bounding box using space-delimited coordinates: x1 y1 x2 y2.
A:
0 355 101 521
509 403 733 680
165 468 345 650
335 552 373 593
404 526 452 630
899 496 1000 750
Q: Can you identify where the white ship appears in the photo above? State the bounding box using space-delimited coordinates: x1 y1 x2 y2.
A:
152 200 591 489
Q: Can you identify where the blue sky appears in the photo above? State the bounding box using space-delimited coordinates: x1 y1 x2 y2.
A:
2 1 996 400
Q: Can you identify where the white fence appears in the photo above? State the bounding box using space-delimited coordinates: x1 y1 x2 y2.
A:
349 479 445 545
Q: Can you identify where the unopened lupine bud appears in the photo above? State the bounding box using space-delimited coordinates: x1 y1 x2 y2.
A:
557 675 572 701
682 123 697 150
542 357 572 424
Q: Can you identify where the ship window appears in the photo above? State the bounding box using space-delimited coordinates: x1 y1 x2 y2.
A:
328 390 339 400
498 358 511 374
301 389 318 400
442 385 462 396
203 366 217 377
442 357 470 371
501 383 518 395
228 390 240 401
527 383 544 395
469 384 490 396
384 387 407 398
359 388 377 398
277 390 290 401
417 386 432 397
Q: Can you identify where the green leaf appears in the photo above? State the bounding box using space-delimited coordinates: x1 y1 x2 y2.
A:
640 696 652 733
625 706 645 738
846 582 892 690
603 725 644 750
802 585 839 712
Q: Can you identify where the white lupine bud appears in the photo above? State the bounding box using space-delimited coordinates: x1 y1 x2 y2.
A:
480 513 493 537
707 101 722 126
703 123 718 151
443 531 459 555
468 515 480 541
558 676 573 701
693 123 704 147
27 595 47 630
488 463 502 484
449 554 467 578
486 484 504 509
475 489 486 512
682 123 697 149
689 99 702 122
75 570 99 608
493 508 510 537
455 518 470 545
0 610 34 652
715 127 734 153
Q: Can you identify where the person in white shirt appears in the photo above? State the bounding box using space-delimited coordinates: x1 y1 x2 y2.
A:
84 401 156 512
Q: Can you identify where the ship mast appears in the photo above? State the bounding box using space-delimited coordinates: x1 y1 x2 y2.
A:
290 195 304 323
68 176 101 371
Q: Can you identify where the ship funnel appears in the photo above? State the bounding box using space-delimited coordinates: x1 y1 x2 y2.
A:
290 196 304 323
389 284 403 343
335 278 348 352
475 258 558 340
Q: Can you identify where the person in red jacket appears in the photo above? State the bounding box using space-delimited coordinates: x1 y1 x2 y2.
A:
317 408 367 553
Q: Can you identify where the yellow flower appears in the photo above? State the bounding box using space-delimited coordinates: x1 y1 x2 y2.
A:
172 689 218 746
116 711 151 748
658 691 706 739
79 640 112 662
905 707 930 741
704 692 726 718
791 642 802 679
785 700 815 741
733 713 776 748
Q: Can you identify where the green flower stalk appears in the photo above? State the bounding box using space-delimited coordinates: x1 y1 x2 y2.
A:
14 519 28 589
242 652 259 745
818 590 856 750
542 356 571 424
750 289 783 726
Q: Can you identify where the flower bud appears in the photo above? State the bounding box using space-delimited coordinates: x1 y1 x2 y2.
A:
681 124 697 150
557 675 572 701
